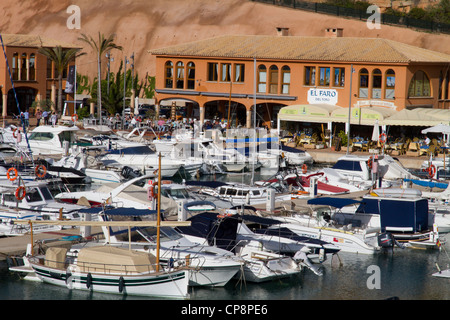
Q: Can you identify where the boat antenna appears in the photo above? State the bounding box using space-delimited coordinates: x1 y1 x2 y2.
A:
0 34 34 160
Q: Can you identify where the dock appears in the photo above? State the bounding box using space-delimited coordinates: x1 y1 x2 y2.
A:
0 227 102 261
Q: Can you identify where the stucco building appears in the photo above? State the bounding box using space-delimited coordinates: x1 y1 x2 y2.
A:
150 28 450 131
0 34 80 119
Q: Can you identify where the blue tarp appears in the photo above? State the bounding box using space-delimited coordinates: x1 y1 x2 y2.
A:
307 197 362 208
404 179 448 189
79 207 159 216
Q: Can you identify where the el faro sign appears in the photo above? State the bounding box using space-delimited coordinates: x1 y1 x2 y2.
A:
307 89 338 105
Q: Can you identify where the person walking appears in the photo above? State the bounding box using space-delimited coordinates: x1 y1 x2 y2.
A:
23 110 29 128
35 109 42 127
50 111 58 127
42 110 49 125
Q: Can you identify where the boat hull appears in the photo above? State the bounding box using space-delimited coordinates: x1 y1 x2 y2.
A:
31 263 189 299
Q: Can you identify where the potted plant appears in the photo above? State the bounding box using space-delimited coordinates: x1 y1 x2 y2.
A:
338 130 349 152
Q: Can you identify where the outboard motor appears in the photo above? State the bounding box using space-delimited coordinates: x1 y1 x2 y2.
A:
378 232 405 250
121 166 142 180
378 232 394 249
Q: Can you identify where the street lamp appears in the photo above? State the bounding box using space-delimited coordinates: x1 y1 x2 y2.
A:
122 56 129 129
106 52 114 96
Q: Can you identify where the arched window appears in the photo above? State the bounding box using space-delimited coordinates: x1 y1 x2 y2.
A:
358 68 369 98
257 65 267 93
187 62 195 89
281 66 291 94
175 61 184 89
372 69 382 99
164 61 173 88
408 70 431 97
385 69 395 99
29 54 36 81
21 53 27 80
269 65 279 94
319 67 330 86
12 53 18 80
221 63 231 82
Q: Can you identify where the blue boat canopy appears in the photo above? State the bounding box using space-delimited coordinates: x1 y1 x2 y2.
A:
79 207 159 216
307 197 362 208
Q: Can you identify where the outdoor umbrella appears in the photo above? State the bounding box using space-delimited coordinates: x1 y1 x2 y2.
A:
371 120 380 141
421 123 450 135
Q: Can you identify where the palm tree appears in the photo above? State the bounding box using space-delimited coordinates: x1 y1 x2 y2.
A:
38 46 85 115
78 33 122 125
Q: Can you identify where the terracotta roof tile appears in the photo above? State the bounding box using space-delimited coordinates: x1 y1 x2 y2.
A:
150 35 450 64
0 33 80 49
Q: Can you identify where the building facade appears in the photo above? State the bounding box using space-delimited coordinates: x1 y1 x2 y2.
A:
150 29 450 129
0 34 80 119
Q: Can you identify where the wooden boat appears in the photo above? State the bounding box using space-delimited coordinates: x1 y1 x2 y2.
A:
29 245 189 298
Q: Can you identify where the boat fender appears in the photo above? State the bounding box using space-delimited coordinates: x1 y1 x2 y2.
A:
65 269 73 289
319 248 326 263
118 276 125 293
86 273 93 289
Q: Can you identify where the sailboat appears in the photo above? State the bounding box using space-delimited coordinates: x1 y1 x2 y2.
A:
10 154 192 298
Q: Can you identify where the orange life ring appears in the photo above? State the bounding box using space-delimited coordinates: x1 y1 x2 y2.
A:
367 158 373 170
427 164 436 178
35 165 47 178
379 133 387 143
302 164 308 174
15 186 26 201
71 114 78 122
147 181 154 199
7 167 18 181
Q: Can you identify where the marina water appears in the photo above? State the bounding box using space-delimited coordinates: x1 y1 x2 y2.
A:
0 168 449 300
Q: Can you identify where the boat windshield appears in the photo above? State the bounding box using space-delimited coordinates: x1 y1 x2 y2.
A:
58 131 74 144
39 187 54 200
28 132 53 141
107 214 182 243
162 187 190 200
109 146 155 155
332 160 362 172
25 188 44 202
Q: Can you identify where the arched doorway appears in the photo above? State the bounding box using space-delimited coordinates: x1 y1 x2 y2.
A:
7 87 37 116
204 100 247 128
254 102 287 129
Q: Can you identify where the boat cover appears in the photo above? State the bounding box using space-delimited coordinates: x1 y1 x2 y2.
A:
307 197 362 208
176 212 239 252
79 207 159 217
77 246 156 273
404 179 448 189
184 181 228 188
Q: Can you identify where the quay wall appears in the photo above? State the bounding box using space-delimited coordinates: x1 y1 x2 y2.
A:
306 149 425 169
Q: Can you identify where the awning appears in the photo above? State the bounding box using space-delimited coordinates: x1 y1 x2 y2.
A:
384 108 450 126
278 104 339 123
330 106 395 125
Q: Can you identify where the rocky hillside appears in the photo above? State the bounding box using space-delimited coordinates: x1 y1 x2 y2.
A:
0 0 448 80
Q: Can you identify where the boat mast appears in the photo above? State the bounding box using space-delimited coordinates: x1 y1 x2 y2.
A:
156 152 162 272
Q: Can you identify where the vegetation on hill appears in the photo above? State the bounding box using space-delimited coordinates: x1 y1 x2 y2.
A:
326 0 450 24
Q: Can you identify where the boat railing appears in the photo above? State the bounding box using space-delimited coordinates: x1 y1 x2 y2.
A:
34 256 164 275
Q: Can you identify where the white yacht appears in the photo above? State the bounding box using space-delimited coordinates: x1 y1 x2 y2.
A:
18 125 80 156
0 179 83 221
